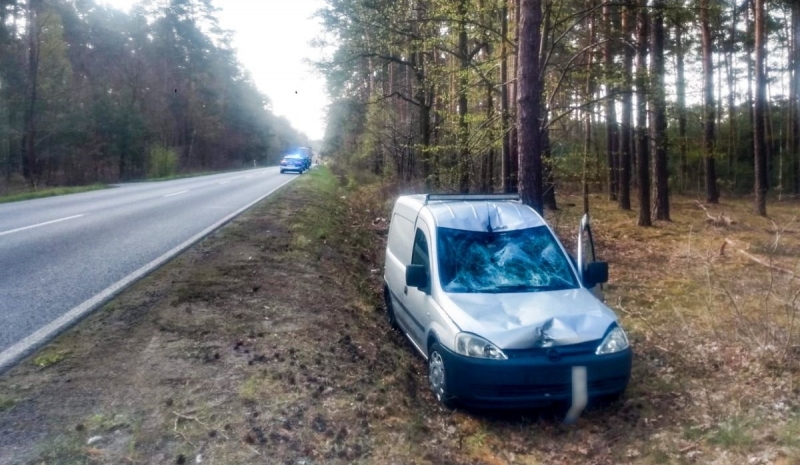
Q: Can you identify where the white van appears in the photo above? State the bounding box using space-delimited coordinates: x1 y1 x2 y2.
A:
383 194 631 409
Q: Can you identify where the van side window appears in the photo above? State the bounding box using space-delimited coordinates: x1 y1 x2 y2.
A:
411 229 429 268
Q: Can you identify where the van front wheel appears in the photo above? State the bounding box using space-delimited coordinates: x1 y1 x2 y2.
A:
428 343 456 408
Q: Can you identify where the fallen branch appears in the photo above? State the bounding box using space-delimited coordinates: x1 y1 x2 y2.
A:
720 238 796 277
694 201 735 227
679 443 699 453
171 411 209 427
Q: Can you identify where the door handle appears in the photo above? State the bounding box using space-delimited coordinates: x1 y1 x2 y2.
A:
403 286 408 295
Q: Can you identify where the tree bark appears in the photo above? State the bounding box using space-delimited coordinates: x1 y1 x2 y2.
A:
793 1 800 194
540 3 556 210
583 0 596 216
604 0 618 201
650 0 670 221
501 2 512 193
509 0 521 193
636 0 651 226
701 0 719 203
618 0 633 210
754 0 767 215
22 0 41 188
517 0 543 214
726 0 738 191
457 0 470 192
746 2 754 143
675 25 688 193
482 79 495 193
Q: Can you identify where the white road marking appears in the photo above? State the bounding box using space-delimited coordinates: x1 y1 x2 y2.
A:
245 175 253 179
218 181 231 185
0 214 85 237
164 190 190 198
0 175 297 373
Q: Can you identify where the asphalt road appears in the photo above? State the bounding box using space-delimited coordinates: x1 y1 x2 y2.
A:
0 167 297 367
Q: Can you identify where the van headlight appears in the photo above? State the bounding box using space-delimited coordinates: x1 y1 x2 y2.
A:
455 333 507 360
596 326 630 355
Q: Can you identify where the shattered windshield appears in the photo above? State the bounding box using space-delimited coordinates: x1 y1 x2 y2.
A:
437 226 578 293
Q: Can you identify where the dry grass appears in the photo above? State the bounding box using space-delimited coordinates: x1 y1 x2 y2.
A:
1 170 799 465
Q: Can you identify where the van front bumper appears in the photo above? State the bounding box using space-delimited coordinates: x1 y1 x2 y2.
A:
438 343 631 408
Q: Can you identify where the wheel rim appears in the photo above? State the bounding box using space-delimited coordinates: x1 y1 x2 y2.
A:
429 351 446 401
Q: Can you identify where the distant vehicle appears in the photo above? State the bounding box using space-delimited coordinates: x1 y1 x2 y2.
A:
383 194 631 410
279 154 306 174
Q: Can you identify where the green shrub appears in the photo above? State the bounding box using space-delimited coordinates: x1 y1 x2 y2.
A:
147 145 179 179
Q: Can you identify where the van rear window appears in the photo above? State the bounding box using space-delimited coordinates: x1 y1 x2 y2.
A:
437 226 578 293
387 214 414 263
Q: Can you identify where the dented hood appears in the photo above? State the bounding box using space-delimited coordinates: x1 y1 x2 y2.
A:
438 288 617 349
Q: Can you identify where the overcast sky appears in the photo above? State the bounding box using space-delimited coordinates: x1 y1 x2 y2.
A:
101 0 330 140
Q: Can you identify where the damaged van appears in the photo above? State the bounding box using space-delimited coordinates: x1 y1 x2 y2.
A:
383 194 631 409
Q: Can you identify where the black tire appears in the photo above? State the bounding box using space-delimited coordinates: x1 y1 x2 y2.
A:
383 285 399 329
280 169 285 174
428 343 457 408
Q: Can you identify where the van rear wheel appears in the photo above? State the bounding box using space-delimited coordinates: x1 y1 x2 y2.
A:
428 343 456 408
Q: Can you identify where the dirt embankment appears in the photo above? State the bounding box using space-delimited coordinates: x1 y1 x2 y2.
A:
1 168 799 465
0 169 420 464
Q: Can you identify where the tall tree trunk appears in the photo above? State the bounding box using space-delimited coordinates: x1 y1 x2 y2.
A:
726 0 738 191
583 0 596 216
501 2 512 193
517 0 543 213
482 79 495 193
701 0 719 203
793 1 800 194
765 65 774 190
540 3 556 210
541 123 556 209
22 0 40 188
636 0 651 226
604 1 619 201
753 0 767 215
457 0 470 192
746 1 754 143
509 0 521 193
675 25 688 193
412 47 431 186
650 0 670 221
618 0 633 210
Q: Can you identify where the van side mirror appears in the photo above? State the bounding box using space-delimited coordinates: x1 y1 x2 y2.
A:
406 264 428 289
584 261 609 287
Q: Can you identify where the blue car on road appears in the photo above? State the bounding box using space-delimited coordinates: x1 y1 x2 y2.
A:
280 154 306 174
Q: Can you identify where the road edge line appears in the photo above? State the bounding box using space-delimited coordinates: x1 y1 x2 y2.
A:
0 174 297 374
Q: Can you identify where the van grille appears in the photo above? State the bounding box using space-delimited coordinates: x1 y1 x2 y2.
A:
504 339 600 359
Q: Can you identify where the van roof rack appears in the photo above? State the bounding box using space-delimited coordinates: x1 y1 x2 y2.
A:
423 194 521 205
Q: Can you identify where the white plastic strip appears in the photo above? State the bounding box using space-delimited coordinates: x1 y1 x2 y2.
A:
564 366 588 424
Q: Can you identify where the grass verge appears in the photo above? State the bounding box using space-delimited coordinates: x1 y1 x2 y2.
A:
0 184 107 203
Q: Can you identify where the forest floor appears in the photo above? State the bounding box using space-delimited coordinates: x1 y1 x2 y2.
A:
0 167 799 465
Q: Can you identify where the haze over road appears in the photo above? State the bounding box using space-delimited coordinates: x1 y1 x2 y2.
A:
0 168 296 361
